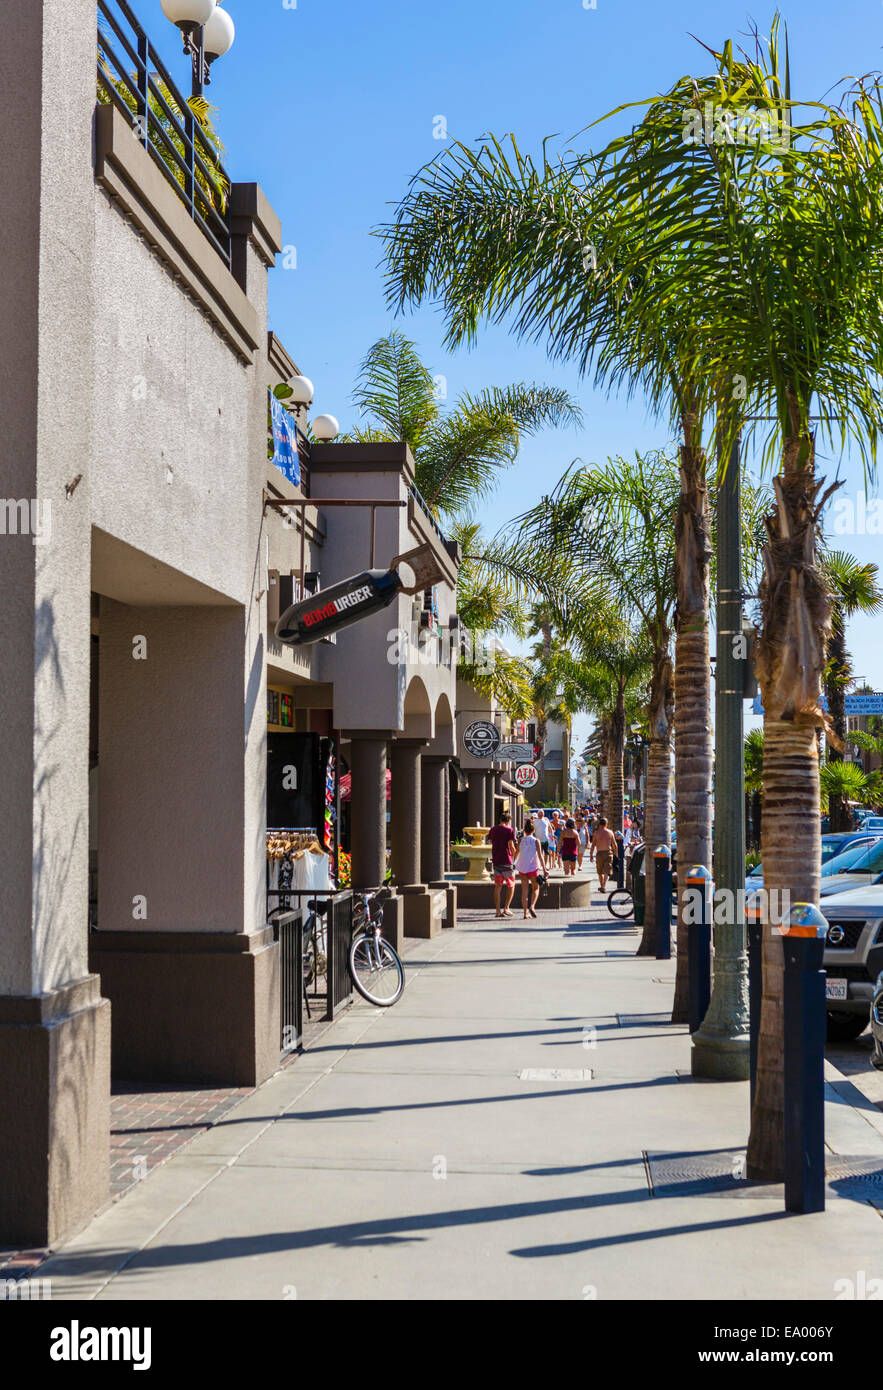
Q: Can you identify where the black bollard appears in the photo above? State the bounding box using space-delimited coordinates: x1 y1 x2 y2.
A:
746 894 763 1109
615 832 625 890
684 865 712 1033
654 845 672 961
782 903 828 1215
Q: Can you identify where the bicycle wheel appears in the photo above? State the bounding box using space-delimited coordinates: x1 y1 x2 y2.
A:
607 888 634 919
349 932 404 1006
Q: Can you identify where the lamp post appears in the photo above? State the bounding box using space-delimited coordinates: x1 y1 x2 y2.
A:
630 723 649 807
692 428 751 1079
161 0 235 99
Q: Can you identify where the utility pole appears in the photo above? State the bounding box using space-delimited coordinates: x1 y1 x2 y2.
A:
692 427 751 1078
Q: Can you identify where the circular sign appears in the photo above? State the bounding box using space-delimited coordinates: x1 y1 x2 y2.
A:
463 720 501 758
515 763 539 789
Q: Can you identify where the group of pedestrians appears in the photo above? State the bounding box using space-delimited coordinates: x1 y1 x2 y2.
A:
487 805 627 919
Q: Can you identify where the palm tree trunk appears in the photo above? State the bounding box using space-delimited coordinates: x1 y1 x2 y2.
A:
672 439 713 1022
608 684 626 834
746 440 831 1181
637 646 674 955
599 722 609 821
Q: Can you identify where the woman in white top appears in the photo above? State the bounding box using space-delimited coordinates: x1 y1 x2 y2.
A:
514 817 547 919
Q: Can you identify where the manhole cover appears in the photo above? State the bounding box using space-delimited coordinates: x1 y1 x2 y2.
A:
617 1013 673 1027
518 1068 593 1081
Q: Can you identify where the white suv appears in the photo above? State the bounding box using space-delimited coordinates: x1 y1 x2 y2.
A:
820 882 883 1041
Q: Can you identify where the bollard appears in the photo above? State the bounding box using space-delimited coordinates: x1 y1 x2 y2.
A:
746 891 763 1109
782 902 828 1215
654 845 672 961
684 865 712 1033
614 832 625 890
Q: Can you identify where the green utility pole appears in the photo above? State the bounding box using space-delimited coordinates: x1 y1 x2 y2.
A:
692 430 751 1079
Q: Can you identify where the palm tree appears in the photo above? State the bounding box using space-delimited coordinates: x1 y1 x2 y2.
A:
681 38 883 1178
744 729 764 852
819 758 878 817
379 75 772 1026
820 552 883 831
569 24 883 1179
345 332 581 519
535 614 652 835
509 449 678 961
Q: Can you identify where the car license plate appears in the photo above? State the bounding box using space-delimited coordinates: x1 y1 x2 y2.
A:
826 977 848 1001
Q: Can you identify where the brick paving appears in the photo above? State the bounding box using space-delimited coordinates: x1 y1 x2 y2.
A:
0 922 438 1281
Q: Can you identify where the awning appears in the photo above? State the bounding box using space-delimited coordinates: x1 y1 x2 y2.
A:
340 770 391 802
451 763 468 793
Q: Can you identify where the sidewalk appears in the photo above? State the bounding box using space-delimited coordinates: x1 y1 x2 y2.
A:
36 886 883 1301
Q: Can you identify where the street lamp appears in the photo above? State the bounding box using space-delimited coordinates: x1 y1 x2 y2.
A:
312 414 340 441
160 0 235 99
287 376 314 407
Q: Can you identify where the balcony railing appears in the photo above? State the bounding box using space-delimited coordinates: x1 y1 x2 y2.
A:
408 481 449 547
97 0 232 268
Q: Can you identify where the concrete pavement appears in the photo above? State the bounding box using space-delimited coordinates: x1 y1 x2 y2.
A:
38 882 883 1300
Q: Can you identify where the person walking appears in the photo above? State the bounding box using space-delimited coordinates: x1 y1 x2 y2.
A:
559 818 580 876
548 810 562 871
576 814 589 870
590 816 618 893
514 817 547 919
488 810 517 919
534 809 550 859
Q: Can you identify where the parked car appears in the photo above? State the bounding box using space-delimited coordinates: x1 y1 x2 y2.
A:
862 816 883 833
745 828 878 895
871 972 883 1069
820 883 883 1040
820 839 883 896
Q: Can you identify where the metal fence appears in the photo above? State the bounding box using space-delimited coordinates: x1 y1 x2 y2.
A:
267 890 354 1044
96 0 232 268
273 909 303 1057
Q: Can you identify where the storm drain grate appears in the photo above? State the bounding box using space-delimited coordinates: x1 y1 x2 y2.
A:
826 1157 883 1205
645 1150 883 1203
617 1012 673 1027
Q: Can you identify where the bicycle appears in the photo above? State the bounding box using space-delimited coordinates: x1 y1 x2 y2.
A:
300 903 328 1018
606 838 643 919
348 886 405 1006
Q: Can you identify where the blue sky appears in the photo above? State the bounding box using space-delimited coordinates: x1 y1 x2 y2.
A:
148 0 883 754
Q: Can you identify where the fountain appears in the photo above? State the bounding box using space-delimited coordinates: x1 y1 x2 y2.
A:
453 825 492 881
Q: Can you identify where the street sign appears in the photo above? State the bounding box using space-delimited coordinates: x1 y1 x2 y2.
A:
492 742 535 763
752 692 883 716
462 720 501 758
515 763 539 789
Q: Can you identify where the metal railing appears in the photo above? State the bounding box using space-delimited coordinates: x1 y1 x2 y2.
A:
267 889 354 1024
408 482 449 547
273 909 304 1057
97 0 232 268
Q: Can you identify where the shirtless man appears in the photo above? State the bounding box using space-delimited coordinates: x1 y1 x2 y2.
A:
590 816 618 893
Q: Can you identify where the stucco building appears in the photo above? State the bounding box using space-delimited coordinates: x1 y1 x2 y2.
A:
0 0 459 1248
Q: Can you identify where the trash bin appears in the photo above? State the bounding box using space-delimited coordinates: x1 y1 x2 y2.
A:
630 844 646 925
